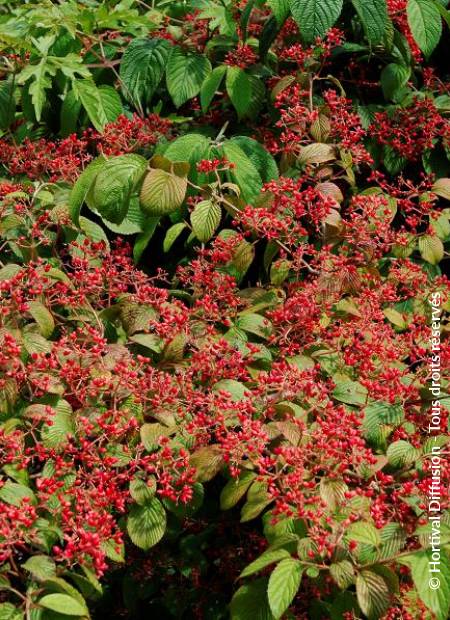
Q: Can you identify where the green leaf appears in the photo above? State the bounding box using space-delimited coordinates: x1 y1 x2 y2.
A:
38 594 87 616
120 38 172 108
28 301 54 338
407 0 442 57
351 0 389 45
380 63 411 101
240 482 272 522
73 80 122 132
330 560 355 589
236 313 273 339
0 481 36 507
222 141 263 204
163 222 187 252
60 89 82 136
0 603 23 620
240 549 291 578
226 66 252 119
386 440 419 467
400 551 450 620
41 399 74 450
0 79 15 130
268 0 291 24
127 498 167 550
346 521 381 547
22 555 56 580
228 136 278 183
220 471 257 510
69 157 106 226
189 446 224 482
79 216 110 250
140 168 188 216
230 578 275 620
164 134 210 165
418 234 444 264
133 217 160 263
356 570 391 619
200 65 227 113
91 154 147 224
332 380 368 406
166 47 211 108
267 558 303 619
289 0 344 43
213 379 248 401
191 199 221 242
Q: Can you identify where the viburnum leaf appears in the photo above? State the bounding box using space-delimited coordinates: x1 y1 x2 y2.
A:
386 440 419 467
119 37 172 108
127 498 167 550
267 558 303 619
289 0 344 43
72 80 122 132
166 47 211 107
330 560 355 589
222 141 263 203
407 0 442 57
28 301 54 338
190 199 221 242
351 0 389 46
432 177 450 199
346 521 382 547
298 143 336 165
399 551 450 620
91 154 147 224
239 549 291 579
356 570 391 619
0 603 23 620
189 446 223 482
226 66 252 119
68 156 106 226
332 380 368 406
22 555 56 581
140 168 188 216
220 471 256 510
163 222 187 252
418 234 444 264
230 577 275 620
38 593 87 616
200 65 227 112
267 0 291 25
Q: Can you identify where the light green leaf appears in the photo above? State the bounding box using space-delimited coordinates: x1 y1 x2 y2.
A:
191 199 221 242
346 521 381 547
386 440 419 467
166 47 211 107
0 603 23 620
228 136 278 183
356 570 391 619
268 0 291 24
235 313 273 339
140 168 188 216
22 555 56 581
69 156 106 226
230 578 274 620
0 481 36 507
400 551 450 620
163 222 187 252
38 593 87 616
332 380 368 406
120 38 172 108
289 0 344 43
418 234 444 264
220 471 257 510
407 0 442 57
28 301 54 338
240 549 291 578
127 498 167 550
267 558 303 619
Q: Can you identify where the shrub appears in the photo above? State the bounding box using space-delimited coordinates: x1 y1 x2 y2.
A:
0 1 449 619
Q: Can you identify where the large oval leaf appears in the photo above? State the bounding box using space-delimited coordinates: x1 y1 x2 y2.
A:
127 498 167 550
289 0 343 43
140 168 188 216
90 154 147 224
166 47 211 107
120 38 172 108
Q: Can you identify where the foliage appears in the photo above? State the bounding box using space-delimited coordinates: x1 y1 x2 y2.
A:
0 0 449 618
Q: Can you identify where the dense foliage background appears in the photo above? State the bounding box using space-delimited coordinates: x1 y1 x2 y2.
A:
0 0 450 618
